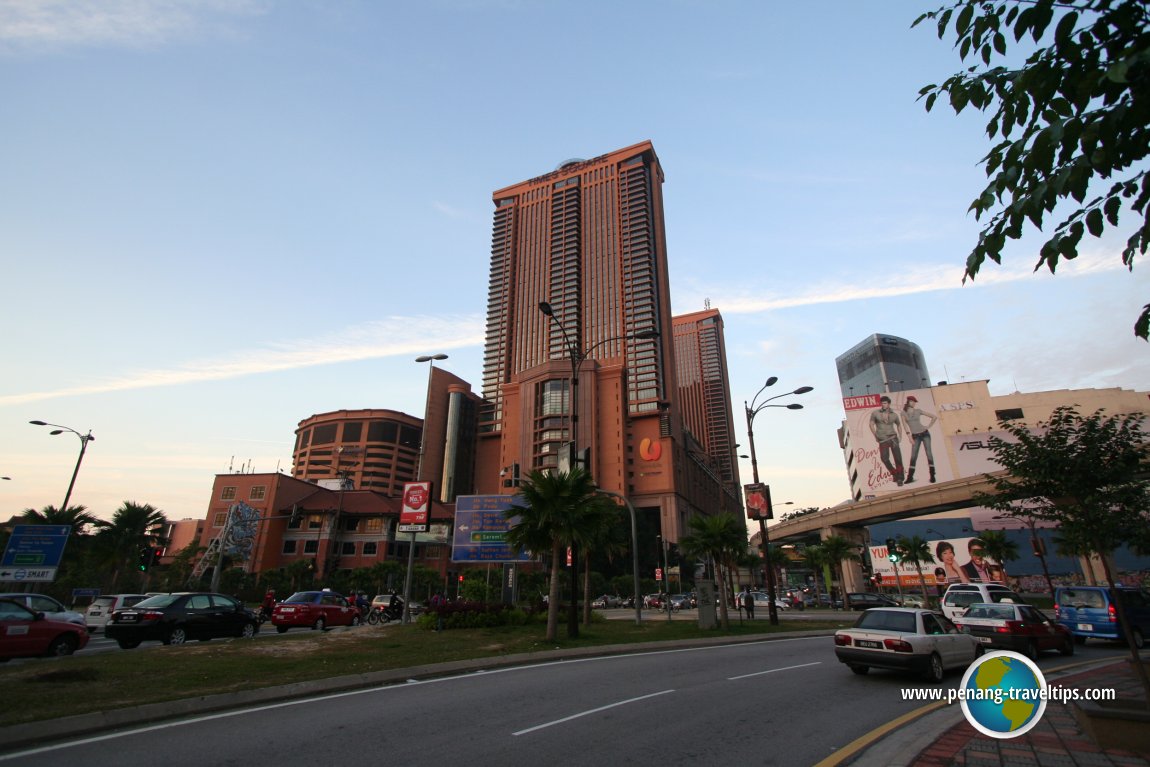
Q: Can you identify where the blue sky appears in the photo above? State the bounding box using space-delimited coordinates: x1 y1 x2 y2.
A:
3 0 1147 526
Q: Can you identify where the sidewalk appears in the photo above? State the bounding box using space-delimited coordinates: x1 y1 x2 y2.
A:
848 658 1150 767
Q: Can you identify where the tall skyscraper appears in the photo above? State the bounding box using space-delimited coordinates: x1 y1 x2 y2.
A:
673 307 741 505
836 334 931 398
475 140 730 540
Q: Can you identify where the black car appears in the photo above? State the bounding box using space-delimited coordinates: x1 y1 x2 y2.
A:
845 592 900 610
105 592 259 649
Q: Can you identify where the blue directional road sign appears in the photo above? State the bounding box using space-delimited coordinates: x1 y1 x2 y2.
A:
0 525 72 582
451 495 534 563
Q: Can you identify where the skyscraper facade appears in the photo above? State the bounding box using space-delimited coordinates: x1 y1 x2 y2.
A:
836 334 931 398
475 140 726 540
673 308 741 507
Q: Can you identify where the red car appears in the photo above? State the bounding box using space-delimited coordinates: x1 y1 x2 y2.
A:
0 598 90 661
953 602 1074 660
271 590 361 633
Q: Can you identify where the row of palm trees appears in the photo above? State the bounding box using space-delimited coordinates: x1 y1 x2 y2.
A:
503 468 867 641
10 502 169 599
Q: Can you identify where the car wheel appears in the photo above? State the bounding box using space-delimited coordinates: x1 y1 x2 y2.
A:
276 626 289 634
1060 637 1075 656
313 616 326 631
1132 628 1145 650
116 639 141 649
1024 641 1040 662
1074 635 1087 646
849 664 869 676
45 635 78 657
165 627 188 645
974 644 985 658
240 622 257 639
350 615 361 627
924 653 945 683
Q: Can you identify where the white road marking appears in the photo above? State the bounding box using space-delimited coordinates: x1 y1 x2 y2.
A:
512 689 676 736
728 661 822 680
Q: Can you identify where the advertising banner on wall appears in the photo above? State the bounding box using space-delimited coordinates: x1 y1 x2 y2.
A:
843 387 955 497
399 481 432 533
870 535 1006 587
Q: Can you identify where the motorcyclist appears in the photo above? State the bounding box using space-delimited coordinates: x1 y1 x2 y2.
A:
260 589 276 622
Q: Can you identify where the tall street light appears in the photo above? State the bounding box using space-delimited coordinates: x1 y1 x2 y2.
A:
539 301 659 638
743 379 812 625
30 421 95 515
402 353 448 624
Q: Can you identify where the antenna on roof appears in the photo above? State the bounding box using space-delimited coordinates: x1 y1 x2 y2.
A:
704 297 711 310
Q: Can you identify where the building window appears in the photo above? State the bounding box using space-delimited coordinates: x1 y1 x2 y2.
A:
995 408 1025 421
220 487 237 501
303 540 318 554
282 540 297 554
365 518 383 533
342 518 358 532
213 511 228 527
341 542 356 556
249 486 266 501
342 422 363 442
363 541 378 556
288 514 303 530
308 515 323 530
312 424 337 444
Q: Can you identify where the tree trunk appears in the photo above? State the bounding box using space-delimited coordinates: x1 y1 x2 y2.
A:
1098 556 1150 706
546 542 562 642
716 556 730 630
581 550 593 626
915 563 931 607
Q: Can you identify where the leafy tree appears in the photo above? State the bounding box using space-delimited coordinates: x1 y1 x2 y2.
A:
21 504 106 535
578 496 628 626
96 501 168 592
504 468 600 641
895 535 937 606
802 544 829 608
914 0 1150 338
977 529 1021 580
975 405 1150 698
821 535 862 607
680 512 746 629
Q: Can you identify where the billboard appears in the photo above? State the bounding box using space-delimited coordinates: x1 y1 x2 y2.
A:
399 481 432 533
870 535 1006 587
843 387 955 497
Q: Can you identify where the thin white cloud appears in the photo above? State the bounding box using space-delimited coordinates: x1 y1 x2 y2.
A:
2 314 485 406
703 250 1128 315
0 0 268 49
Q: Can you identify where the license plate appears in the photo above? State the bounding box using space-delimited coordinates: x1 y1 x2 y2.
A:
856 640 882 649
976 636 992 643
281 607 296 613
120 614 137 622
1077 623 1092 631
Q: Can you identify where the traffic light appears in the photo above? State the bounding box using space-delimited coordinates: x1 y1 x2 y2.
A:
149 547 163 567
458 574 464 583
886 538 900 563
137 546 150 571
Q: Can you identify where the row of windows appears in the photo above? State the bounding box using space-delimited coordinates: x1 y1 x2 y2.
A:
280 540 441 559
219 486 265 502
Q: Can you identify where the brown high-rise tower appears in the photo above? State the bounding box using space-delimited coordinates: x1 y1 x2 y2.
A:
474 141 730 541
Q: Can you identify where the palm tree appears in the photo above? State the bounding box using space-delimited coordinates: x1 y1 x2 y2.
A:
679 513 746 629
97 501 168 591
580 496 628 626
802 544 828 608
977 530 1019 583
504 469 600 642
821 535 861 607
21 504 106 535
895 535 935 606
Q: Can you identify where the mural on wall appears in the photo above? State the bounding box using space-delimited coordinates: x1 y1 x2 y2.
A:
223 501 261 561
843 387 956 497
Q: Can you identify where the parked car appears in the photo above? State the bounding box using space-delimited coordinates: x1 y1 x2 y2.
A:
833 607 982 681
591 595 621 609
105 592 259 648
844 593 900 611
0 598 90 661
273 590 361 633
669 593 693 611
953 602 1074 659
940 583 1024 621
371 594 424 617
644 594 664 609
895 594 927 609
1053 586 1150 648
750 592 790 612
84 594 148 633
0 593 85 626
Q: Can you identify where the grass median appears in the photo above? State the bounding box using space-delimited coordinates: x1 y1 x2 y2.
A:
0 615 850 727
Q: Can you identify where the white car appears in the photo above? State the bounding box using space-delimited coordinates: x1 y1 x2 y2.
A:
940 583 1024 621
85 594 148 632
750 592 789 612
0 593 85 627
833 607 982 681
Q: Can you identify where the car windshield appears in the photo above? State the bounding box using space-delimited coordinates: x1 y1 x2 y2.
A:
1060 589 1106 608
989 591 1022 604
856 610 917 633
966 604 1014 619
130 594 180 609
284 592 320 603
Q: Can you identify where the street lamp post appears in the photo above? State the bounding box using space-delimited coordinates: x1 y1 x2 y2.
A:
402 353 448 624
30 421 95 514
743 379 812 626
538 301 659 638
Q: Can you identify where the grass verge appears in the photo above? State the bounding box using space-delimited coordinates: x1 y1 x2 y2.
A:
0 617 849 726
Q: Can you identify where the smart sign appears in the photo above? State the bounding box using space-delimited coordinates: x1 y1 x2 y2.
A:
0 525 71 582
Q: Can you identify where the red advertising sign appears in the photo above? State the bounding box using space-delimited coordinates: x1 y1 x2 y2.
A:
399 481 432 532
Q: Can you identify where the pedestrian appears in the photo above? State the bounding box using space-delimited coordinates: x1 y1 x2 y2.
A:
430 591 445 631
742 588 755 619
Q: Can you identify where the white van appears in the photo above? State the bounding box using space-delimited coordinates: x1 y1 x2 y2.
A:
85 594 148 632
940 583 1023 621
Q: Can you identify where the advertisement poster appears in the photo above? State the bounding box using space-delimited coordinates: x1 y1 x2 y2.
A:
399 481 432 533
843 387 954 497
870 535 1006 587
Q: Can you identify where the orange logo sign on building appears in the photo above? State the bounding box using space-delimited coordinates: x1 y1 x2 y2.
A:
639 438 662 461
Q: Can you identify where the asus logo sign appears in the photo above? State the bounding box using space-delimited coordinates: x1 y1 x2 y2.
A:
958 440 992 450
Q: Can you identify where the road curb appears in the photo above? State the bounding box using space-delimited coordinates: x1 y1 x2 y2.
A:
0 629 834 752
